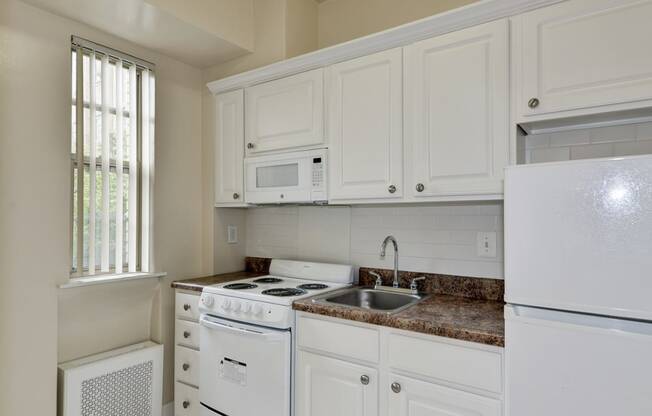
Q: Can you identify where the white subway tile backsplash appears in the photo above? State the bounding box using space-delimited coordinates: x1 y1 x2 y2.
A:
529 147 571 163
549 130 590 147
569 143 614 159
246 203 504 279
635 121 652 141
613 140 652 156
589 124 637 143
525 134 550 149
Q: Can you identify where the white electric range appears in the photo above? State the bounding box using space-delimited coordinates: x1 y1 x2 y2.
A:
198 259 354 416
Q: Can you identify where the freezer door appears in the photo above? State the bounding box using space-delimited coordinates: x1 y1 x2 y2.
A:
199 315 291 416
505 155 652 320
506 305 652 416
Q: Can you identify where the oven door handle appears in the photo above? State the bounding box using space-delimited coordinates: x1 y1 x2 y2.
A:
200 315 288 341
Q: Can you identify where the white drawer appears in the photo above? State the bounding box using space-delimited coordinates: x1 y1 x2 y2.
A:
175 319 200 349
297 314 380 363
175 381 199 416
387 332 503 394
176 292 200 321
175 346 200 387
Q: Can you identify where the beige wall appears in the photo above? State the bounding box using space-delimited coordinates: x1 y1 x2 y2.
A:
286 0 319 58
317 0 478 48
0 0 204 413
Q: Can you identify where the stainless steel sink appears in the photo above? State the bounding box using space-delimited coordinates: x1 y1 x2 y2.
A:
312 287 427 314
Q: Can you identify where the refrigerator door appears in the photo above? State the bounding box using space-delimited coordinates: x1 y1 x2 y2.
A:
505 155 652 320
506 305 652 416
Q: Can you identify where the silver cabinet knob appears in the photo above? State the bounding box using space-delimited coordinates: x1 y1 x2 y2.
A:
183 304 191 311
391 382 401 393
415 183 424 192
360 375 370 385
528 97 540 108
247 142 255 149
388 185 396 194
183 330 191 339
233 192 239 200
182 400 190 409
280 194 284 199
182 363 190 371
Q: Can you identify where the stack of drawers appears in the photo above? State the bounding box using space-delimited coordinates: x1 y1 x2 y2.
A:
174 291 201 416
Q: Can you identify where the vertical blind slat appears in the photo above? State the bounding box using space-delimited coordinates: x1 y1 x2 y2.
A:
115 60 124 274
75 47 85 276
140 69 151 272
101 55 111 273
128 64 138 272
88 51 97 275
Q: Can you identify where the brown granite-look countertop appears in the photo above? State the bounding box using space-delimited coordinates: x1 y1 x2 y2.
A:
171 257 270 292
293 267 505 347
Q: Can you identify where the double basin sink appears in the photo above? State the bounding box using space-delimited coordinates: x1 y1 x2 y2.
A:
311 286 428 314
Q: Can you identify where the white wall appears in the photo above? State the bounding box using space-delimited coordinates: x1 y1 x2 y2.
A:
0 0 204 413
245 204 504 279
524 121 652 163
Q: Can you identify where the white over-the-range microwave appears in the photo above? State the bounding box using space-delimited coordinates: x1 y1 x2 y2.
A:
244 148 327 204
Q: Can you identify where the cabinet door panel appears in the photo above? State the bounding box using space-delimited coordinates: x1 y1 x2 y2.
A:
388 374 501 416
245 69 324 154
405 19 508 198
214 90 245 205
328 48 403 200
517 0 652 119
296 351 378 416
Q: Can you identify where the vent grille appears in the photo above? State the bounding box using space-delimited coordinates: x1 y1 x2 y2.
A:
81 361 153 416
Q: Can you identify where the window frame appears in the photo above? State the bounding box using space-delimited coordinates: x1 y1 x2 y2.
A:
69 36 155 279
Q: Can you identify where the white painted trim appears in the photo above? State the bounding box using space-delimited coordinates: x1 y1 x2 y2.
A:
59 272 167 289
162 401 174 416
207 0 562 94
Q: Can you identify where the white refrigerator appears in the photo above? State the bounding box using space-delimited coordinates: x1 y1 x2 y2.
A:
504 155 652 416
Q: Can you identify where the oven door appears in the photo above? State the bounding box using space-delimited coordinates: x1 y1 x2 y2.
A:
199 314 291 416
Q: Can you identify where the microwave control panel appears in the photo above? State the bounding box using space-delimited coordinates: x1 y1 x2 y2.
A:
311 156 327 201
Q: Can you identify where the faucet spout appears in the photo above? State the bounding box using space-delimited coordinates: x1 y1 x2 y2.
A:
380 236 399 288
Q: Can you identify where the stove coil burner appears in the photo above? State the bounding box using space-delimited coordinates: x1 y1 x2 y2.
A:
261 288 307 297
253 277 283 284
223 283 258 290
297 283 329 290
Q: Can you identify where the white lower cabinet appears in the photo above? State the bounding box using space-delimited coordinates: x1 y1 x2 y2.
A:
296 351 378 416
175 290 201 416
296 313 504 416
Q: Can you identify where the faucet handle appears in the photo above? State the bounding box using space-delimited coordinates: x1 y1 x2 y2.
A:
410 276 426 293
369 271 383 287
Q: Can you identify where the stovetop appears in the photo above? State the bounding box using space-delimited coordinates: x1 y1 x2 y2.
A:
202 275 350 306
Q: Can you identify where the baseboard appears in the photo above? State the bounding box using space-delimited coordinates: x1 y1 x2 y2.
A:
162 401 174 416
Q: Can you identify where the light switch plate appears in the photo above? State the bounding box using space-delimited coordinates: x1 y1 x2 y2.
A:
227 225 238 244
477 232 497 257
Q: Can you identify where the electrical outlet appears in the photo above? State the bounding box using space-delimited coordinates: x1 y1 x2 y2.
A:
227 225 238 244
476 232 496 258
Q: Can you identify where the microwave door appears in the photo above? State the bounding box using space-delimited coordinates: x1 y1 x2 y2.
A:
245 154 315 203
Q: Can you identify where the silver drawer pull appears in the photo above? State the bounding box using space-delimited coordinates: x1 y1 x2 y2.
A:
182 363 190 371
528 97 540 108
183 304 191 311
391 382 401 393
183 330 191 339
182 400 190 409
360 375 370 385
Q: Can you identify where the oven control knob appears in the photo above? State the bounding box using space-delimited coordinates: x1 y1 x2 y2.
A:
232 300 241 312
221 299 231 310
201 295 214 307
252 304 263 316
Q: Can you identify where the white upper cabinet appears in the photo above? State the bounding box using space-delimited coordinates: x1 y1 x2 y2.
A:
327 48 403 201
296 351 378 416
214 90 245 206
245 69 324 155
515 0 652 121
404 19 509 199
388 374 502 416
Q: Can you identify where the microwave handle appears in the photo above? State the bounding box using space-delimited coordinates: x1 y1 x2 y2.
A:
200 315 288 341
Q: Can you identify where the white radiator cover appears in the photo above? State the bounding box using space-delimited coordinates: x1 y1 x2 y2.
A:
58 341 163 416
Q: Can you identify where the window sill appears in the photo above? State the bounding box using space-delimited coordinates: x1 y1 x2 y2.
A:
59 272 167 289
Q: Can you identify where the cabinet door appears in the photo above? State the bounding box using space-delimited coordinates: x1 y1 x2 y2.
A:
388 374 502 416
214 90 245 206
327 48 403 201
516 0 652 120
296 351 378 416
404 19 508 199
245 69 324 154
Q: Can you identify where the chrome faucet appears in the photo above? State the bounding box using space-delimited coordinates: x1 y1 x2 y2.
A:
380 235 399 288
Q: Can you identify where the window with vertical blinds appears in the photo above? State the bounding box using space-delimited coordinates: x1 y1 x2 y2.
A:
70 36 155 277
